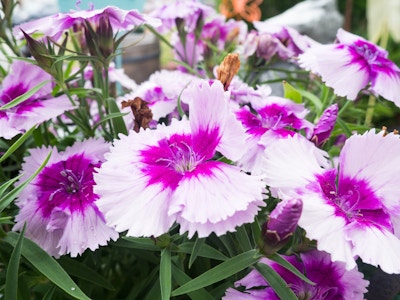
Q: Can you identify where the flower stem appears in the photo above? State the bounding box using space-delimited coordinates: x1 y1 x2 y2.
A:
364 94 376 127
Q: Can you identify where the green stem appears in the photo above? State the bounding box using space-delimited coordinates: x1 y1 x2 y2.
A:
363 30 389 127
364 94 376 127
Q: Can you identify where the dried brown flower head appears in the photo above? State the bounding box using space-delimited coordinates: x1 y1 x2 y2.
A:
121 97 153 133
216 53 240 91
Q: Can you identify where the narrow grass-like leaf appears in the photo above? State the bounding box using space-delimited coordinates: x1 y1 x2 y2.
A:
58 257 115 291
171 250 261 296
0 126 36 163
160 248 172 300
235 225 253 252
4 232 91 300
254 262 298 300
0 217 13 224
93 112 130 130
126 268 159 300
115 237 161 251
0 80 50 110
188 237 205 269
336 117 352 137
177 242 228 261
42 286 56 300
269 253 315 285
251 217 261 247
0 151 51 213
298 89 323 113
0 174 23 198
144 278 161 300
5 224 25 300
171 264 214 300
283 81 302 103
106 98 128 136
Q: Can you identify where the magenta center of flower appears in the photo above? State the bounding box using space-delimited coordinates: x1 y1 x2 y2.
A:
140 134 206 189
316 169 392 230
161 140 201 173
35 154 100 217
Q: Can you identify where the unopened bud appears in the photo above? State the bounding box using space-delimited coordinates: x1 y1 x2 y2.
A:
96 15 114 59
21 30 56 76
258 198 303 256
311 103 338 147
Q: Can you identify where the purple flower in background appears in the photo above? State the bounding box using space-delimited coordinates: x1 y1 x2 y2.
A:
13 5 161 40
0 60 75 139
259 198 303 256
235 96 313 174
171 31 204 70
311 103 338 146
262 130 400 274
224 250 369 300
118 69 200 122
94 80 265 238
149 0 215 33
299 28 400 105
242 23 318 61
202 17 247 53
13 139 118 257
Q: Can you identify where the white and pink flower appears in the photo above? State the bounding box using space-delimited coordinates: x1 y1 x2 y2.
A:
13 139 118 257
299 28 400 105
262 129 400 274
94 80 266 238
0 60 76 139
224 250 369 300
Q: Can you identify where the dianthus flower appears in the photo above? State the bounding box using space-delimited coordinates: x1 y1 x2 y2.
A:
262 129 400 273
241 23 318 61
13 5 161 40
0 60 75 139
94 80 266 238
149 0 215 33
224 250 369 300
13 139 118 257
299 28 400 105
118 69 200 122
235 96 313 174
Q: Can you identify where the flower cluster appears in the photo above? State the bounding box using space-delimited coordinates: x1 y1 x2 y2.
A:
1 0 400 298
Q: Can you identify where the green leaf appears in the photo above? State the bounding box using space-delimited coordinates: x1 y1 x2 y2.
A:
0 151 51 213
144 278 161 300
235 225 253 252
0 126 36 163
171 249 261 296
106 98 128 136
5 224 25 300
0 80 50 110
297 89 323 113
160 248 172 300
115 237 161 251
188 237 206 269
177 242 228 261
283 81 302 103
58 257 115 291
336 117 352 137
4 232 91 300
255 262 298 300
269 253 315 285
93 112 130 130
0 174 23 198
171 264 214 300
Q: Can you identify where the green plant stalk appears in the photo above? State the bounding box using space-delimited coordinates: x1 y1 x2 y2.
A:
364 28 389 126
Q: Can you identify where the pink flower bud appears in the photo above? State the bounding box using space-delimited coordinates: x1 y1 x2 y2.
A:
259 198 303 256
311 103 338 146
